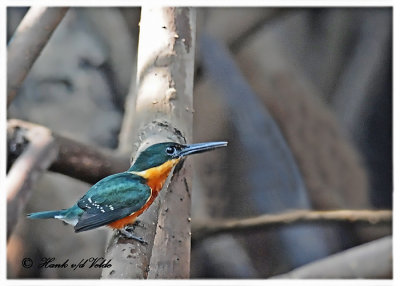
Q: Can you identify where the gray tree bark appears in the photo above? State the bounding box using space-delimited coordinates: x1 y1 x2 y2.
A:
102 7 196 279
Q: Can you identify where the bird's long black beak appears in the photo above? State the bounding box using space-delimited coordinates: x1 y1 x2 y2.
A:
177 141 228 158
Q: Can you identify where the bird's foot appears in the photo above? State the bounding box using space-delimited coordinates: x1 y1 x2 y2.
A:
132 220 145 228
119 227 147 245
124 221 145 232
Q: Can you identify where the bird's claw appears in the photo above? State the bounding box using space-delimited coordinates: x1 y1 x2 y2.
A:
119 227 148 245
133 220 145 228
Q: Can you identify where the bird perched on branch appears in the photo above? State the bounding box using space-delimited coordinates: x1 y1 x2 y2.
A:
28 141 227 243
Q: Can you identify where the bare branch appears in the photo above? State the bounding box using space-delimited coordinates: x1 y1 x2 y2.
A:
192 210 392 241
102 7 196 279
7 7 69 107
7 119 129 185
273 236 392 278
49 135 129 184
7 120 58 240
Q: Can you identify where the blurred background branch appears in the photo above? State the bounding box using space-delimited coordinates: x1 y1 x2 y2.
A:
274 236 392 278
200 33 339 267
7 7 69 107
7 119 129 185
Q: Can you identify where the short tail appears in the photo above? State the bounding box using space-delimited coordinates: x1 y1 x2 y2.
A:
27 210 65 219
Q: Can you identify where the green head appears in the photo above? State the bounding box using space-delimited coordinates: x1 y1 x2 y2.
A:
128 141 227 172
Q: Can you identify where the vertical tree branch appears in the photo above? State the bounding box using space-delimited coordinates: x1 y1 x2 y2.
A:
332 10 391 142
102 7 196 279
7 7 69 107
6 120 59 240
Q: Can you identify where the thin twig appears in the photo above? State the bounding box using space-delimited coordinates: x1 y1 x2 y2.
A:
7 7 69 107
192 209 392 241
7 119 129 185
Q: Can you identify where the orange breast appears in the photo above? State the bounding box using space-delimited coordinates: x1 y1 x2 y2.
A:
108 159 179 229
107 197 156 229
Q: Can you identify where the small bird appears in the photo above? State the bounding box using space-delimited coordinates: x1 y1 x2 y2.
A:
28 141 227 243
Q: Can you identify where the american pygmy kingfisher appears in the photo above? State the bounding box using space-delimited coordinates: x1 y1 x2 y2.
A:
28 141 227 243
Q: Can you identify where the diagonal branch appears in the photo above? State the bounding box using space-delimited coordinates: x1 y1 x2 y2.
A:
191 209 392 242
7 7 69 107
273 235 392 278
7 119 130 185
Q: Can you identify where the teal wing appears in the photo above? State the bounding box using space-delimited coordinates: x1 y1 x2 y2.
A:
74 172 151 232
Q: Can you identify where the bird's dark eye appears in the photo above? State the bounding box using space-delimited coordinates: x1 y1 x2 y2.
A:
166 146 175 155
